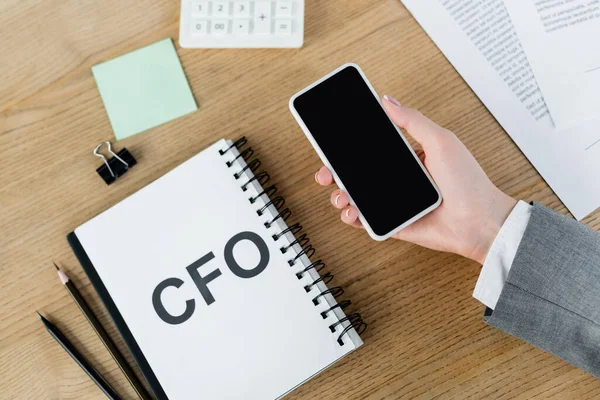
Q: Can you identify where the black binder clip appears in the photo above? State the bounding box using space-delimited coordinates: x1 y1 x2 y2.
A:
94 141 137 185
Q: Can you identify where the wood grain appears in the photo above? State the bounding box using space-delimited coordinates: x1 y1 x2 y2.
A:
1 0 599 399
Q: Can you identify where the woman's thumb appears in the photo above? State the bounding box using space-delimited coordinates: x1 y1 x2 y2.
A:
382 96 448 148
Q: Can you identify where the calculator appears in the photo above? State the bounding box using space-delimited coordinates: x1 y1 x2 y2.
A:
179 1 304 48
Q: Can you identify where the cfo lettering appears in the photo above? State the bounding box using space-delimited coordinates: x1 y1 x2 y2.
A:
152 231 269 325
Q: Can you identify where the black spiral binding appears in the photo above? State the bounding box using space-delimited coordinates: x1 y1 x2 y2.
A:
220 137 367 346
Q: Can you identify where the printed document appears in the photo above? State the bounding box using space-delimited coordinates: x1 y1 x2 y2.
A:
400 0 600 220
504 0 600 128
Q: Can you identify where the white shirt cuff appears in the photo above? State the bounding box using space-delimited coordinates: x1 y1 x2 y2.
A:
473 200 532 310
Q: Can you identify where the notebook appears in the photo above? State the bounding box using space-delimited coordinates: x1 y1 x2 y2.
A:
67 138 366 400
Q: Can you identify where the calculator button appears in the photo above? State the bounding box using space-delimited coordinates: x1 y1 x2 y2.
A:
275 20 292 35
254 1 272 17
233 1 250 17
254 1 272 35
211 20 229 35
212 1 230 16
191 1 209 16
275 2 293 17
233 19 250 35
191 20 208 35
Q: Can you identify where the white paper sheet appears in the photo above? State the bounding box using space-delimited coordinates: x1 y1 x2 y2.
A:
503 0 600 129
401 0 600 220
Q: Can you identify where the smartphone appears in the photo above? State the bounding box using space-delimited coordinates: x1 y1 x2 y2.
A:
289 63 442 241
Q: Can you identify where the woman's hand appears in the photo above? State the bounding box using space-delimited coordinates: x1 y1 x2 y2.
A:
315 95 517 264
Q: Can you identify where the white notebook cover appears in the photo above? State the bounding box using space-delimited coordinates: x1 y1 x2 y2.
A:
68 139 363 399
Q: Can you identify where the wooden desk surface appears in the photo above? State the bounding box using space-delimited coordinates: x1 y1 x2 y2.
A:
2 0 600 398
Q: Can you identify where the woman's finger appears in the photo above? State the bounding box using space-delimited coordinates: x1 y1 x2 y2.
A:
315 166 334 186
339 206 363 229
341 206 359 226
350 218 364 229
330 190 350 209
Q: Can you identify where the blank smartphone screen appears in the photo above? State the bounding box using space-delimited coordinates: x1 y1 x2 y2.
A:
293 65 440 236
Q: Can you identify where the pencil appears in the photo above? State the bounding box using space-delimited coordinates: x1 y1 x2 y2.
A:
54 263 152 400
37 312 122 400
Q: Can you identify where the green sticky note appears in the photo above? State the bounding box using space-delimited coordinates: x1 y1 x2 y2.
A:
92 38 197 140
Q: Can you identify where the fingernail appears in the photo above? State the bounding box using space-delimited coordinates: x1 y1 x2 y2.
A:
315 172 319 183
345 209 350 218
334 194 341 206
384 95 401 107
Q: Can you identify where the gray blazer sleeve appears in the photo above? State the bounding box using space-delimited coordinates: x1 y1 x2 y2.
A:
484 202 600 378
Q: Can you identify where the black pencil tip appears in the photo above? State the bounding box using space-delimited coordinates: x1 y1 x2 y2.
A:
53 262 60 271
36 311 43 319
